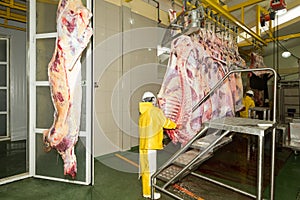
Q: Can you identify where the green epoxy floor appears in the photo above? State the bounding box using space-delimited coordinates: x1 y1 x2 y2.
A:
0 137 300 200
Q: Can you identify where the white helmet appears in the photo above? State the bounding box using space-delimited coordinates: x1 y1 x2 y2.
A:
246 90 254 96
142 91 155 101
142 91 156 104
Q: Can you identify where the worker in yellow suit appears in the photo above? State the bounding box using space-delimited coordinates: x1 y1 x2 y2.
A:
139 91 177 199
240 90 255 118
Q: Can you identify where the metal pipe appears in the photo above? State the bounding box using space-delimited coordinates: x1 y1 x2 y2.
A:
201 0 266 46
152 0 161 24
191 172 257 198
256 5 261 36
241 6 244 23
272 69 278 124
270 128 276 200
192 68 277 114
257 135 264 200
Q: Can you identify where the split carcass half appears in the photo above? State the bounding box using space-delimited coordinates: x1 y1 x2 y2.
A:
158 35 244 146
43 0 92 178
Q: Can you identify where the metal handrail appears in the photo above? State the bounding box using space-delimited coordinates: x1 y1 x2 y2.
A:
192 68 278 125
162 130 230 189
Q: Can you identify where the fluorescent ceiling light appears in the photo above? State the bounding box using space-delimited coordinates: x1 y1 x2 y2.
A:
276 8 287 16
282 51 291 58
129 18 135 25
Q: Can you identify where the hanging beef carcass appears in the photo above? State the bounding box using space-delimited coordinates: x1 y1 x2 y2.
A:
158 36 211 145
43 0 92 178
158 34 241 146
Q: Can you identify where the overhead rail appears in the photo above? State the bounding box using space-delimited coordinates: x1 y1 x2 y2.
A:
201 0 267 46
161 0 267 48
161 4 241 46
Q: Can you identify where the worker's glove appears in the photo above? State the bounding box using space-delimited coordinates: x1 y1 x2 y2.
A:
176 124 184 130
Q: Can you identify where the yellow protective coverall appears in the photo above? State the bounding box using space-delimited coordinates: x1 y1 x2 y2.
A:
240 95 255 118
139 102 177 196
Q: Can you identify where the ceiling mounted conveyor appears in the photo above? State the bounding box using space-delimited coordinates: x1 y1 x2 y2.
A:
161 0 267 49
199 0 266 46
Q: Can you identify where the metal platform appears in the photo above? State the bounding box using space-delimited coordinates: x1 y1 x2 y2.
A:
204 117 274 135
152 117 277 200
152 68 278 200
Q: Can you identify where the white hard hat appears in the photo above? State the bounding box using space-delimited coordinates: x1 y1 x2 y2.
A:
246 90 254 96
142 91 156 101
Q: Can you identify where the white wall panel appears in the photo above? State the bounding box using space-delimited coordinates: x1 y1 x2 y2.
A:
94 0 165 156
0 28 27 141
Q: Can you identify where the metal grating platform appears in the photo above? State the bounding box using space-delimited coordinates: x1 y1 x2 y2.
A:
157 165 183 182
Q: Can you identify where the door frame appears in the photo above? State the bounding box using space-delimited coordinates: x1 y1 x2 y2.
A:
28 0 93 185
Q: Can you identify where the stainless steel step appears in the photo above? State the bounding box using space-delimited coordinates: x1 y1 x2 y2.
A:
191 134 232 151
173 149 212 167
157 150 213 182
157 165 183 182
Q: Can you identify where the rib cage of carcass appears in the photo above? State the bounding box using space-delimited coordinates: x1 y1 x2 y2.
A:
43 0 93 178
158 33 245 146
